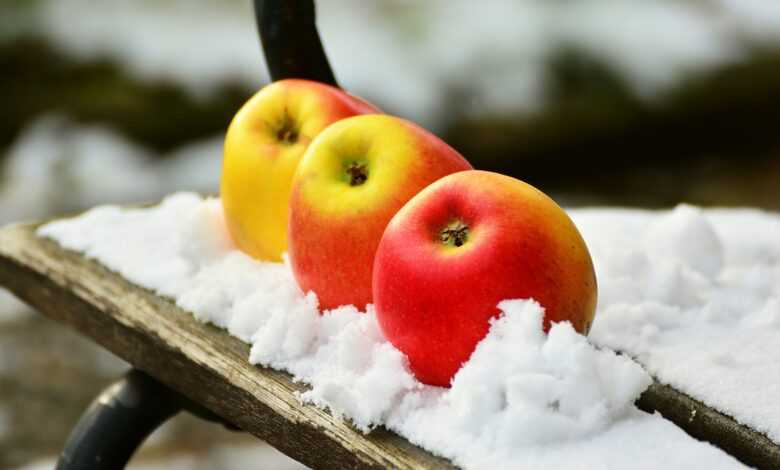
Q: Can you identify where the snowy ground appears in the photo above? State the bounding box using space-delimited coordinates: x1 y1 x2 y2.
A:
6 0 780 126
36 193 769 468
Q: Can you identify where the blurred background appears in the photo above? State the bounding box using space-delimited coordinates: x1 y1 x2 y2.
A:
1 0 779 468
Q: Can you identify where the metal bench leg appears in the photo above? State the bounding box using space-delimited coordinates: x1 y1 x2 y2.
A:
56 369 182 470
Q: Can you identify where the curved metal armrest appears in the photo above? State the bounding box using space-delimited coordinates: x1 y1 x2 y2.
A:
254 0 338 86
56 369 237 470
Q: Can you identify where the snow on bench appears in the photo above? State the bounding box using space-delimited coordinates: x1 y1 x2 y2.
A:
572 206 780 463
0 195 777 468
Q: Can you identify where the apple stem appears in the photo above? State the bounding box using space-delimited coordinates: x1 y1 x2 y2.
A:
440 221 469 247
346 162 368 186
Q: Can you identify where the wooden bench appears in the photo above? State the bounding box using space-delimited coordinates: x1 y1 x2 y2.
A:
2 2 779 468
1 219 780 469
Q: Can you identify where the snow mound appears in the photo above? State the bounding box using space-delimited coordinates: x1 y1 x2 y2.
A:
642 204 723 279
37 194 745 468
391 299 651 461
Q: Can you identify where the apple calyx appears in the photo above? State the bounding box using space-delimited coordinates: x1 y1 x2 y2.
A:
346 162 369 186
440 220 469 247
276 113 299 145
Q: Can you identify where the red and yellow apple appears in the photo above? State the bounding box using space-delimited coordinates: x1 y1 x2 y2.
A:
288 115 473 311
373 170 597 387
221 79 380 261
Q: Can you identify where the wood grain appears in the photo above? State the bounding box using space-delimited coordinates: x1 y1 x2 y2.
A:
1 220 779 469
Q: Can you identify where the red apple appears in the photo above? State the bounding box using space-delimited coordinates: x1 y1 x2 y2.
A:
373 170 597 387
288 115 473 311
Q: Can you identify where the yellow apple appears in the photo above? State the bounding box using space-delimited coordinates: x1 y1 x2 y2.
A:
221 79 380 261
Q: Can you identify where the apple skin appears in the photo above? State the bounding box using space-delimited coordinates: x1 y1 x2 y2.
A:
373 170 597 387
288 115 473 311
221 79 380 262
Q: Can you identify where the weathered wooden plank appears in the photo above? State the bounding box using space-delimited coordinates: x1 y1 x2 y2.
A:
2 220 780 469
637 382 780 470
0 222 453 470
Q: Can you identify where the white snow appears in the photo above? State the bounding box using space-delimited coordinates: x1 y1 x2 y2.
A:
574 205 780 443
38 194 747 468
11 0 780 125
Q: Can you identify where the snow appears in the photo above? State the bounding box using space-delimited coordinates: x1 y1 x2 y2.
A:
392 301 650 446
38 194 746 468
402 408 741 469
574 205 780 443
12 0 780 125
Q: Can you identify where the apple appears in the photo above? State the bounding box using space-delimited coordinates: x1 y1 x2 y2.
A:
221 79 380 261
287 115 473 311
373 170 597 387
